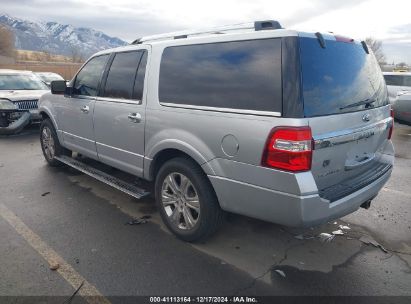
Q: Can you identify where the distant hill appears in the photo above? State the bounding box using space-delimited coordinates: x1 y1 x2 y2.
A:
0 14 128 58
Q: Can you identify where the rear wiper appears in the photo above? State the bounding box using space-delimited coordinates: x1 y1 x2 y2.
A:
340 98 376 110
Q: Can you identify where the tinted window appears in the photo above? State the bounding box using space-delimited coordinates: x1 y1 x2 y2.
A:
300 37 388 117
73 55 109 96
159 39 282 112
133 51 148 101
384 75 404 86
103 51 143 100
403 76 411 87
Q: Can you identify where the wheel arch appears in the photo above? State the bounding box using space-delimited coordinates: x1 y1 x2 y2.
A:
39 109 63 143
146 147 216 182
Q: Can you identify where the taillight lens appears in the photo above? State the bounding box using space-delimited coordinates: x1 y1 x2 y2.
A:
388 109 394 140
262 127 312 172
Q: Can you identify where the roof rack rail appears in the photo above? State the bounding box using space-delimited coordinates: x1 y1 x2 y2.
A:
132 20 282 44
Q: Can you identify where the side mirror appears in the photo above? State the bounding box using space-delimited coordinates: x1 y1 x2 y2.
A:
50 80 67 95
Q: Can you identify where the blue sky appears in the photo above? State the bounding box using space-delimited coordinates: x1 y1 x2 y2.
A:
2 0 411 63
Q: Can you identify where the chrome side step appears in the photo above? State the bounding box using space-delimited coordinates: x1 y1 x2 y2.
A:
55 155 150 199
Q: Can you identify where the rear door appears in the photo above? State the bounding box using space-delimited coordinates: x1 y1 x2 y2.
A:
298 36 392 201
94 48 149 177
60 54 109 158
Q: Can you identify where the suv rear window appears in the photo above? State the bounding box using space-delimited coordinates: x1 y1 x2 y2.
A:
159 39 282 113
300 37 388 117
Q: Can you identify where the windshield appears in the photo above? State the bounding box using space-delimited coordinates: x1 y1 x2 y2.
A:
300 37 388 117
0 74 49 90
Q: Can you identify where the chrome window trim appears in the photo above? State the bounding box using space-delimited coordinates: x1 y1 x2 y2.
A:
70 95 96 101
96 96 142 105
313 117 393 149
159 102 281 117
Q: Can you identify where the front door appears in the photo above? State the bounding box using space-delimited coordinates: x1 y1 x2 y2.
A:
94 48 149 177
59 54 110 159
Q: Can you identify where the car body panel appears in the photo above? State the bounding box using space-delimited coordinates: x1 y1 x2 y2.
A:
94 99 146 176
58 95 97 159
393 92 411 125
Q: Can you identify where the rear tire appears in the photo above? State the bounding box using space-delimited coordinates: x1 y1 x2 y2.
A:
40 119 70 167
155 157 224 242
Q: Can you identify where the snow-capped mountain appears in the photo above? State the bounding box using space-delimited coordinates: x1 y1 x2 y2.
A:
0 14 128 58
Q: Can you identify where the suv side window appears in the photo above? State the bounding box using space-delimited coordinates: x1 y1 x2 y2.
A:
102 51 144 100
73 55 109 96
384 75 403 86
159 39 282 113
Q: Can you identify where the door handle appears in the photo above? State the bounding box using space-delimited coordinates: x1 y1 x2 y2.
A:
80 105 89 113
128 112 142 123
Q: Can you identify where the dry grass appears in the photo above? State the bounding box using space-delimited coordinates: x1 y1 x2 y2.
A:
15 49 73 63
0 62 83 80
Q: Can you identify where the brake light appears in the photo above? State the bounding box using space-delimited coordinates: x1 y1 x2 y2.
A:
388 109 394 139
262 127 312 172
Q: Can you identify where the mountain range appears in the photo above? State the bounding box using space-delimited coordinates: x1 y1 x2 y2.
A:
0 14 128 58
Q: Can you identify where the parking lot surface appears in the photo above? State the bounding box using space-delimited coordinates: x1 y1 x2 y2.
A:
0 123 410 302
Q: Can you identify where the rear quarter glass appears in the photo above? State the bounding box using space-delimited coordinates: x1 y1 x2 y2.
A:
299 37 388 117
159 38 282 113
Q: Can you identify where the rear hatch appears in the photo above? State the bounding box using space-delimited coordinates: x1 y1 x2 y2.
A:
299 34 393 202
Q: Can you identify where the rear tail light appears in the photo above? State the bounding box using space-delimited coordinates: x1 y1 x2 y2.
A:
262 127 313 172
388 109 394 140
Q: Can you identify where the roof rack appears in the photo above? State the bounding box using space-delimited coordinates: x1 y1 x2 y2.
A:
131 20 282 44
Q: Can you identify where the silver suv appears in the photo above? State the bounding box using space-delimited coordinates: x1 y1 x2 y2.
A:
38 21 394 242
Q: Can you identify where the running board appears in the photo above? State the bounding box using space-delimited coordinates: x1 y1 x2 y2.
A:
55 155 150 199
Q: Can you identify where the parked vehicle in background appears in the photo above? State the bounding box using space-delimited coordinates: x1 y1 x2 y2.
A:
392 91 411 125
0 69 49 135
383 72 411 103
35 72 64 87
38 21 394 242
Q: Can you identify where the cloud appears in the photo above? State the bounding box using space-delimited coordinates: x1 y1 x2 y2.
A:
1 0 410 63
282 0 369 26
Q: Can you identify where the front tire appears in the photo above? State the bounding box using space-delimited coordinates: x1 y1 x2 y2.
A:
155 157 224 242
40 119 70 167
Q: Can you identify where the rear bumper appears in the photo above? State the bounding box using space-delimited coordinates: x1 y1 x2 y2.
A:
209 162 393 227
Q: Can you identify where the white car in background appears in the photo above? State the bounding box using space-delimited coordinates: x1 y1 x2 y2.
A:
35 72 64 87
383 72 411 103
0 69 49 135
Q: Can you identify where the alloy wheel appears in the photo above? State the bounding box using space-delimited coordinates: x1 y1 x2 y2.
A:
41 126 55 160
161 172 200 230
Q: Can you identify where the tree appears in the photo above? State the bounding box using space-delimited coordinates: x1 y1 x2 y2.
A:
70 47 84 63
0 26 15 57
365 37 386 66
41 50 52 62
